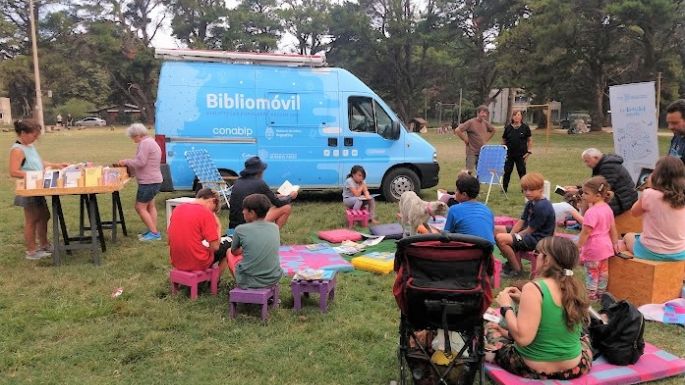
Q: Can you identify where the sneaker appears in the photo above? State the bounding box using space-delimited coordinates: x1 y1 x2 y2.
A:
140 232 161 241
25 250 51 260
39 244 53 253
137 231 151 240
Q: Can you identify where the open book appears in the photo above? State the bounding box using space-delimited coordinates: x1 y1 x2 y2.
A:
277 180 300 196
359 194 380 200
554 185 567 196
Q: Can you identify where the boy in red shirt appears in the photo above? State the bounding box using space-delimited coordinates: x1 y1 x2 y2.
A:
168 189 228 273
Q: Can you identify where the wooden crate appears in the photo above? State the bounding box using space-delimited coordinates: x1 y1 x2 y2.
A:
614 211 642 235
608 256 685 306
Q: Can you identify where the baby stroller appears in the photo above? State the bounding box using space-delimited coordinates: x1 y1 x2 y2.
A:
393 233 494 385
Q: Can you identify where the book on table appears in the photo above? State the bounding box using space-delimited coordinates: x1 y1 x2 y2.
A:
64 170 82 188
84 166 102 187
25 171 43 189
42 170 60 188
277 180 300 196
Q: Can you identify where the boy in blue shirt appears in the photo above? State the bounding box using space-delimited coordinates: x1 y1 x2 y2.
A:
495 172 556 277
444 174 495 244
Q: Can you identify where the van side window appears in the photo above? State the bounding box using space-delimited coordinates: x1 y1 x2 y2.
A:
349 96 375 133
348 96 394 139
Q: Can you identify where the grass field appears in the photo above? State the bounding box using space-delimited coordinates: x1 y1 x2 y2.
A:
1 127 683 385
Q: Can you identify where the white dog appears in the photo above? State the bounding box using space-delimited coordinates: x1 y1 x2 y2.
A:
399 191 448 236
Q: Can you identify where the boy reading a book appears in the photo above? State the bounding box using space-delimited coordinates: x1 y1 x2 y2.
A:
228 194 283 289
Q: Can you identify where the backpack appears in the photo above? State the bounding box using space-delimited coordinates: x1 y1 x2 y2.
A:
589 298 645 365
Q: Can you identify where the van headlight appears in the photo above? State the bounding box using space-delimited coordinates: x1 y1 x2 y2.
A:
433 152 438 163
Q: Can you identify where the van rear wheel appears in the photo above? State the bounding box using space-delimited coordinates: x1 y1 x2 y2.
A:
383 168 419 203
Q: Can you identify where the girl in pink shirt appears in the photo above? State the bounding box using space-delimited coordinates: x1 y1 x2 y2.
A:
576 176 618 300
622 157 685 261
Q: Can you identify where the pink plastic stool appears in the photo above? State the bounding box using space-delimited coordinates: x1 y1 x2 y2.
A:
345 208 370 228
169 266 220 300
492 258 502 288
516 251 538 279
228 285 280 321
494 216 517 227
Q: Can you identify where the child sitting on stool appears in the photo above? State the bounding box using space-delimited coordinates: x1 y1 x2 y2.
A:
342 165 379 224
228 194 283 289
495 172 556 277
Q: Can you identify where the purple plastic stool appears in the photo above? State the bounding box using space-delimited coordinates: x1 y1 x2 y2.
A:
228 285 280 321
291 274 337 313
345 208 370 228
169 266 220 300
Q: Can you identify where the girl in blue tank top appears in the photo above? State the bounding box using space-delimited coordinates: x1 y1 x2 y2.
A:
486 236 593 380
9 119 68 260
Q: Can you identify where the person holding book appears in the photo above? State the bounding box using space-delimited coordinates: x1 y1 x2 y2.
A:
9 119 68 260
501 110 532 193
342 165 379 224
444 173 495 244
229 156 297 230
117 123 163 241
228 193 283 289
563 148 637 217
495 173 556 277
620 156 685 261
168 188 229 274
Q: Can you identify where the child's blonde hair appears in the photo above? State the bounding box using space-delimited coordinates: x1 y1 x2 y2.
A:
583 176 614 203
652 156 685 209
520 172 544 191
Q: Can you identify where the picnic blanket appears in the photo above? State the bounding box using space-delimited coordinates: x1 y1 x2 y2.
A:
485 342 685 385
279 245 353 276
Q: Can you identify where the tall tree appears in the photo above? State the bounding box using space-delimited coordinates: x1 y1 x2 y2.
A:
220 0 282 52
162 0 228 49
277 0 331 55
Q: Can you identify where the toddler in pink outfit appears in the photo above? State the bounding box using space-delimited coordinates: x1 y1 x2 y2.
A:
576 176 618 300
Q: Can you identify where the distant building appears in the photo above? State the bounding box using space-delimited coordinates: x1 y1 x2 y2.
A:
488 88 561 127
87 103 142 124
0 97 12 125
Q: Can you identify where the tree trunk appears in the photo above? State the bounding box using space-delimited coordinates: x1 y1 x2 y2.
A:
591 82 605 131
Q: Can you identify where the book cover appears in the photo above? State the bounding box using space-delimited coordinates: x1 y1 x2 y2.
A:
554 185 567 196
25 171 42 189
42 170 59 188
277 180 300 196
358 251 394 261
305 243 330 251
64 170 82 188
84 166 102 187
103 167 121 185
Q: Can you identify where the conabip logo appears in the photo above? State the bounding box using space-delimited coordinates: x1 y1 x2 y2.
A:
265 126 274 140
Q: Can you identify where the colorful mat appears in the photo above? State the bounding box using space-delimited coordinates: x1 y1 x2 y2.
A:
279 245 354 276
485 343 685 385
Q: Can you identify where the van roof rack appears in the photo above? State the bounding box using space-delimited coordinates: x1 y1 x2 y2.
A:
155 48 326 67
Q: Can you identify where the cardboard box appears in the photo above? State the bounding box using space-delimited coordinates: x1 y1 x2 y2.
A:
608 255 685 306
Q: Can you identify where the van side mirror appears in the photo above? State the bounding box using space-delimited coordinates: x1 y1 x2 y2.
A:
390 121 401 140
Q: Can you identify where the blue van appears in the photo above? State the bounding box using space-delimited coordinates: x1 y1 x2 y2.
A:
154 49 439 201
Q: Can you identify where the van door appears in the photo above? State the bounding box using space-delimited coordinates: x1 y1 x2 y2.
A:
259 91 341 188
341 93 403 188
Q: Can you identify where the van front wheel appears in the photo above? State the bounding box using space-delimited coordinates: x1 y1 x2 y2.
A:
382 168 420 202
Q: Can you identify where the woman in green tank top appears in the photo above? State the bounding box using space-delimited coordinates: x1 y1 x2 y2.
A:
487 236 593 380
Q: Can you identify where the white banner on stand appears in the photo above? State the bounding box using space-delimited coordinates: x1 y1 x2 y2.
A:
609 81 659 182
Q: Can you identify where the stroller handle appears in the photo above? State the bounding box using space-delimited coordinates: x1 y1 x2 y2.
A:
397 232 492 249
